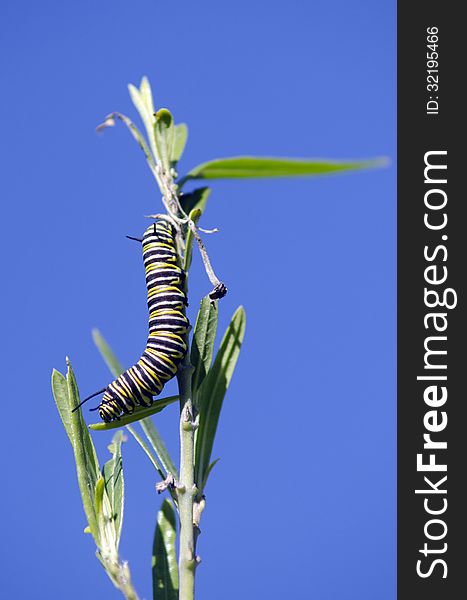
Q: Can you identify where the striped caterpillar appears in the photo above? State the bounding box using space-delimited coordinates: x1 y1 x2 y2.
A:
76 220 189 422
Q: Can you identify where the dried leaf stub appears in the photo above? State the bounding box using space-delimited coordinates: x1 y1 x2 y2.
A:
96 115 116 133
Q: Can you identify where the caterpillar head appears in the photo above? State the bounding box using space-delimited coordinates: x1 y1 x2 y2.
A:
99 390 121 423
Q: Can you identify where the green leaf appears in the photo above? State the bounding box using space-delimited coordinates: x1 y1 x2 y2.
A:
94 476 118 560
94 476 105 529
139 76 156 119
141 418 179 479
180 156 387 183
52 369 74 446
152 499 179 600
52 360 101 543
102 430 125 549
172 123 188 165
89 396 179 431
180 186 211 217
92 329 124 378
128 79 159 165
191 296 219 400
195 306 246 490
154 108 175 174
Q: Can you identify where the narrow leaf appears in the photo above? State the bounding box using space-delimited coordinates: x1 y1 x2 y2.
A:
92 328 124 378
154 108 175 173
128 82 159 165
191 296 218 399
195 306 246 489
152 499 179 600
94 476 105 529
141 418 179 480
89 396 179 431
94 477 118 559
102 430 125 548
181 156 387 183
172 123 188 165
52 360 101 542
66 360 101 533
139 76 155 118
52 369 73 446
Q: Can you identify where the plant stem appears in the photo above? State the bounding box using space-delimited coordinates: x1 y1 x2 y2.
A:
177 352 197 600
156 157 198 598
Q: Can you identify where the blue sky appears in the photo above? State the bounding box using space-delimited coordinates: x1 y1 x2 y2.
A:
0 1 395 599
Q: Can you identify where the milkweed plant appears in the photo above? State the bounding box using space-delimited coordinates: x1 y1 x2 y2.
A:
51 77 384 600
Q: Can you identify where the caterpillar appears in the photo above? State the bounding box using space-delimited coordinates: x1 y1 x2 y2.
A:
76 220 189 422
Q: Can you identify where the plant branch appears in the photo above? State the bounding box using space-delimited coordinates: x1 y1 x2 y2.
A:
149 167 227 301
155 164 189 221
177 353 197 600
186 221 221 288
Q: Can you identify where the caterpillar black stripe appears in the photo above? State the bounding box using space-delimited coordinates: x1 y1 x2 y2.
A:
80 221 189 422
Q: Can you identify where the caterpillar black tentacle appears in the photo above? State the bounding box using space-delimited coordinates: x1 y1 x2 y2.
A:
72 388 106 412
89 220 189 422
